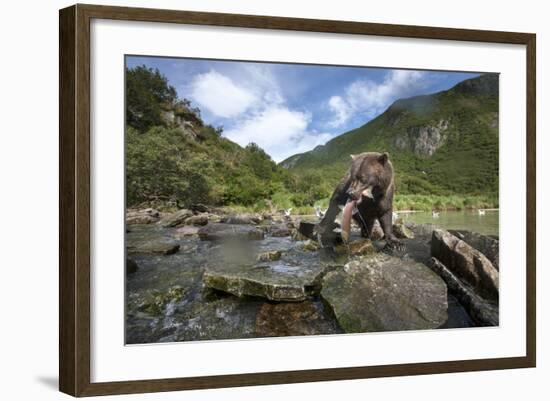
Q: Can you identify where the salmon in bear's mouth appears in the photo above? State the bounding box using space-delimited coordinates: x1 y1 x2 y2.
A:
341 199 356 243
341 186 373 242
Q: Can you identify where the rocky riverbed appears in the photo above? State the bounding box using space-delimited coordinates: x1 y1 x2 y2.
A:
125 207 498 344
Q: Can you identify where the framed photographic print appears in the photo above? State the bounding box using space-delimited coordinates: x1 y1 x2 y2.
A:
59 4 536 397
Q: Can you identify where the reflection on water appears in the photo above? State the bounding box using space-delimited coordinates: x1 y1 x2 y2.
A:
399 210 499 236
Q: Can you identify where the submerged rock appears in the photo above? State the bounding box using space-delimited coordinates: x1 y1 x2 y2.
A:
127 238 180 255
198 223 264 241
158 209 193 227
431 229 499 301
257 250 282 262
255 301 342 337
126 208 160 225
203 261 327 302
428 257 498 326
321 254 448 332
137 286 186 315
449 230 499 270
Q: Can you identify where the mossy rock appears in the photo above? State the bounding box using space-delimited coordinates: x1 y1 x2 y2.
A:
138 286 186 315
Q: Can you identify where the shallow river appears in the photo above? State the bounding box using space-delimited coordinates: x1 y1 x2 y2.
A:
125 219 478 344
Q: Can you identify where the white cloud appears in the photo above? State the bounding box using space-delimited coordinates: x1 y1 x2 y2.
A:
327 70 428 128
224 106 334 162
189 70 257 118
327 95 353 128
240 64 285 106
189 66 335 162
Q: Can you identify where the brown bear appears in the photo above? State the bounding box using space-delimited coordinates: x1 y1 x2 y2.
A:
317 152 402 250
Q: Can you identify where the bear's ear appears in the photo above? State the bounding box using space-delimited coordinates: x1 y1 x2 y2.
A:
378 152 389 164
350 154 358 160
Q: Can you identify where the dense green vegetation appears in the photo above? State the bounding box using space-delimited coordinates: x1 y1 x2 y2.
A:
125 66 328 210
282 74 499 209
126 65 178 133
126 66 498 212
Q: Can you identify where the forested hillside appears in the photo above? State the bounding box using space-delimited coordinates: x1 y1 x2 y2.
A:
125 66 329 211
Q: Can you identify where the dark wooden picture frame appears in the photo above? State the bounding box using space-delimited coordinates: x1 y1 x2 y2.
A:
59 3 536 397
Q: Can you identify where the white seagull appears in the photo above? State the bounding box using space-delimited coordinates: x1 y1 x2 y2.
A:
314 205 326 219
432 211 440 218
478 209 486 216
284 208 292 218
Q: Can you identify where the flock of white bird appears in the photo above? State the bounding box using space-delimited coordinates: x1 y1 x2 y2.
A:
431 209 487 218
282 206 488 220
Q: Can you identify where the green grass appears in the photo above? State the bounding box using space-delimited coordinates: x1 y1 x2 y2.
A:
218 193 498 215
394 193 498 211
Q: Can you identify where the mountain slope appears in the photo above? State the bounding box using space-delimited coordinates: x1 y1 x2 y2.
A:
281 74 499 197
125 65 294 209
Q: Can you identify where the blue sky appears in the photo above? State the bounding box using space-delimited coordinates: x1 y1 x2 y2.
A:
127 56 479 162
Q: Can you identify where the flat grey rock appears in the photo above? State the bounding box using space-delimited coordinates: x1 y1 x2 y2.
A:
203 261 326 302
127 238 180 255
321 254 448 333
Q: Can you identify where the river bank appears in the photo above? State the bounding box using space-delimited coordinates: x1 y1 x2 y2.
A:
128 193 498 218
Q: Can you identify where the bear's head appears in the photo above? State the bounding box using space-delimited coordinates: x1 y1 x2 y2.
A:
347 152 393 203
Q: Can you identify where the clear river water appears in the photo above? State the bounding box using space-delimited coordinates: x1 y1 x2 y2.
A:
398 210 499 236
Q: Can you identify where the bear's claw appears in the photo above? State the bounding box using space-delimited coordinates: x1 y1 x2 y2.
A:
383 237 405 254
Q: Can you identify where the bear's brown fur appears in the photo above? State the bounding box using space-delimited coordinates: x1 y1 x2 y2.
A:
318 152 402 250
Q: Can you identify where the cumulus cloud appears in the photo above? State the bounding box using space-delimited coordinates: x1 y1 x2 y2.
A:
188 65 334 162
240 64 285 106
224 106 333 162
327 95 353 128
189 70 257 118
327 70 428 128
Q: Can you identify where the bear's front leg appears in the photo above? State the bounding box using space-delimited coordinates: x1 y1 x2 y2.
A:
317 174 351 245
353 213 375 239
379 210 404 252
